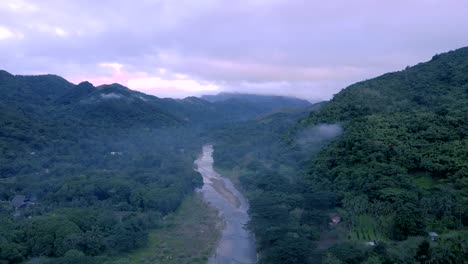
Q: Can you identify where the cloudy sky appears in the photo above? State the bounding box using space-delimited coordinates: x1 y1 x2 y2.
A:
1 0 468 101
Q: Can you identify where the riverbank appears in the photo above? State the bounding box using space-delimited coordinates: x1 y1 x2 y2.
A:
196 144 257 264
113 194 223 264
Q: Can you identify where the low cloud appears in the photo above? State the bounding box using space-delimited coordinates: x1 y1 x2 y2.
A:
101 93 123 100
297 124 343 148
1 0 468 100
127 76 219 94
0 26 23 40
71 63 221 98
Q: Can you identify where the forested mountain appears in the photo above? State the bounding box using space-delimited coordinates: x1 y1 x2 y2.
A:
202 92 311 118
0 72 310 129
302 47 468 263
0 71 311 263
212 47 468 263
0 71 181 129
201 92 311 106
0 73 203 263
1 46 467 264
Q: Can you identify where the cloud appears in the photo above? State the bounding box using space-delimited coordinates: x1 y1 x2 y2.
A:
127 76 219 93
99 63 124 74
101 93 123 100
2 0 38 13
0 26 23 40
1 0 468 100
72 63 221 98
0 26 14 40
54 27 68 37
297 124 343 151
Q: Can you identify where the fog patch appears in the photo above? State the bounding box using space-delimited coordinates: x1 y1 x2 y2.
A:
297 123 343 147
136 95 149 102
101 93 123 99
79 97 97 104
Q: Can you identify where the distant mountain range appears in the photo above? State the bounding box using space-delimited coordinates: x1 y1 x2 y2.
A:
0 70 311 128
202 92 310 107
1 46 467 263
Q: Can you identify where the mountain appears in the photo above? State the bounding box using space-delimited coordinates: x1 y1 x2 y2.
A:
202 92 311 114
0 73 181 129
0 69 317 263
211 47 468 263
307 47 468 122
0 73 312 129
58 83 186 128
3 45 467 263
299 47 468 263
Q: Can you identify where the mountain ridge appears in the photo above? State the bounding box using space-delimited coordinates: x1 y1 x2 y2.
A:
210 46 468 263
0 70 312 128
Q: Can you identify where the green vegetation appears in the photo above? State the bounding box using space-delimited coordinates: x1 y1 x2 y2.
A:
0 75 206 263
212 47 468 263
349 215 385 242
0 125 204 263
304 48 468 263
1 45 468 264
112 194 222 264
212 109 332 264
0 69 309 263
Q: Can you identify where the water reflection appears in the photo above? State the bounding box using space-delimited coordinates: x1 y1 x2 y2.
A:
195 145 257 264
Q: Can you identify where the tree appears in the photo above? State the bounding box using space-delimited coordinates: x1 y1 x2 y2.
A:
261 236 311 264
0 241 27 263
415 240 431 263
392 204 425 240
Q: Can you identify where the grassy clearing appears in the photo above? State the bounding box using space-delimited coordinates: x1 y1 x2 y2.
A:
349 215 385 242
414 175 437 190
110 194 223 264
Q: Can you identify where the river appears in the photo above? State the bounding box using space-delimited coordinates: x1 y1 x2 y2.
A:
194 144 257 264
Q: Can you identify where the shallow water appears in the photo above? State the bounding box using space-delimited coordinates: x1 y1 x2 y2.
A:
194 145 257 264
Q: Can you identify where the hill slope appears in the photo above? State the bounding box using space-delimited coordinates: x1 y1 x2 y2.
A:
0 71 313 263
0 73 312 128
302 47 467 262
202 92 311 120
211 47 468 264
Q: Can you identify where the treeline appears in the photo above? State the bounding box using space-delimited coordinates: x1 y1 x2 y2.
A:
212 109 335 263
303 48 468 263
213 47 468 263
0 69 310 263
0 74 205 263
0 125 204 263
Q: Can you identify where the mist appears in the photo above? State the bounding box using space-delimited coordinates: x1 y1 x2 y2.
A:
297 123 343 150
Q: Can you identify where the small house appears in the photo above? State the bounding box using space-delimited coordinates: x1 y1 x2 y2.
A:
331 215 341 225
11 195 26 209
365 241 376 246
365 241 382 247
428 232 439 241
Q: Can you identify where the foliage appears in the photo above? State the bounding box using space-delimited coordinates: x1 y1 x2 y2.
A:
213 47 468 263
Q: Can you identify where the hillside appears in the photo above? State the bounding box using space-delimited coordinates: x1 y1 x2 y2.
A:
0 73 311 128
0 72 183 128
0 73 209 263
202 92 311 119
212 47 468 263
0 71 313 263
1 46 466 263
302 47 468 263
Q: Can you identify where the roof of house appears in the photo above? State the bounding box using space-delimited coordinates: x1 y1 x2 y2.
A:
11 195 26 207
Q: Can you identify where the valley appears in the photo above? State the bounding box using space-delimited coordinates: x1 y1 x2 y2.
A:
0 47 467 264
195 145 256 264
